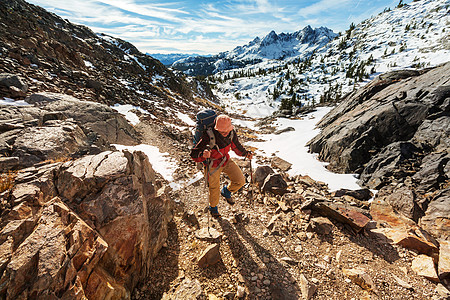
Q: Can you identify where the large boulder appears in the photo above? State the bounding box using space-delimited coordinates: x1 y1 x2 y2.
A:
0 73 28 92
308 62 450 174
369 199 439 257
262 173 288 195
0 150 173 299
12 120 88 168
0 93 140 170
375 185 424 223
24 92 139 146
252 165 274 189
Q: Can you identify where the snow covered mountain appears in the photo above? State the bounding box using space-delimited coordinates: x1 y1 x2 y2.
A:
209 0 450 117
171 26 337 76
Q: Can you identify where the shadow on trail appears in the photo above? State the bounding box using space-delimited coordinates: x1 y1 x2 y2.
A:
142 220 180 300
218 218 300 299
321 215 402 264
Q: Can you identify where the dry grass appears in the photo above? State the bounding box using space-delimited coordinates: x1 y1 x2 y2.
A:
193 97 223 111
0 171 17 193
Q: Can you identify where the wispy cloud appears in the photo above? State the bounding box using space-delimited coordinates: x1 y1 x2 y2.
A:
298 0 353 16
27 0 405 54
96 0 188 22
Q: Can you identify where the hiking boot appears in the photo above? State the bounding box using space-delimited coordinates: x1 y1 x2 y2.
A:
221 186 235 205
209 206 221 218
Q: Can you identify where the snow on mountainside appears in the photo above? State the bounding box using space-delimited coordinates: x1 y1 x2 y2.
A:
209 0 450 117
223 26 337 62
171 26 337 76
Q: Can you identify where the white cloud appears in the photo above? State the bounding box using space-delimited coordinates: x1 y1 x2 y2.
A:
96 0 189 22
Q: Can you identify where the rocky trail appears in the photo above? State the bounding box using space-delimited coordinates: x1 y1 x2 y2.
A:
130 118 446 300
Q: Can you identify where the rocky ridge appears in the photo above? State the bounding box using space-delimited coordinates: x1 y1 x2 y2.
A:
0 0 217 120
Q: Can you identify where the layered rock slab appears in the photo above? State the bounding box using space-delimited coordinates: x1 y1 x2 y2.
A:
0 150 173 299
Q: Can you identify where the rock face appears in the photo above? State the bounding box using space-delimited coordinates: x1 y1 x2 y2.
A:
26 92 139 146
308 62 450 239
308 62 449 176
0 92 139 170
0 150 173 299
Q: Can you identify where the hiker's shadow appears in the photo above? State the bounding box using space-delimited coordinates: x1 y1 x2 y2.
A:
321 215 401 263
144 220 180 299
218 218 300 299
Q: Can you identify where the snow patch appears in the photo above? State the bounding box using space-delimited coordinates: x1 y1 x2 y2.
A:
250 107 360 191
0 98 31 106
111 103 149 125
176 111 195 126
84 60 94 68
114 144 177 182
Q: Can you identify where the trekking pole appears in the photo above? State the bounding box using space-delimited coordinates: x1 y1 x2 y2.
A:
249 156 254 206
205 158 211 234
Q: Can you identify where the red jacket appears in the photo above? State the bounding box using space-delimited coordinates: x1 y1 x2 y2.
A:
191 129 248 168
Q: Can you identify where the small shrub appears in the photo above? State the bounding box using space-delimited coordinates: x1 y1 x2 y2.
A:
0 171 16 193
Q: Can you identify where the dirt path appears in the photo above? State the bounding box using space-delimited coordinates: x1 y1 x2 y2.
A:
132 119 441 300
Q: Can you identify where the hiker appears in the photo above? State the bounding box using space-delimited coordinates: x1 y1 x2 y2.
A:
191 114 253 218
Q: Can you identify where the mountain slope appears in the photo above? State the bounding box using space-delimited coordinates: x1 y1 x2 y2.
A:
171 26 337 76
0 0 217 121
208 0 450 117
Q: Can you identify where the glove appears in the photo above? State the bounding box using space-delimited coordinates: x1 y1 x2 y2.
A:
203 149 211 159
245 151 253 160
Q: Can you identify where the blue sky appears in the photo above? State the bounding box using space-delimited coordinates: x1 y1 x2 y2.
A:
27 0 408 55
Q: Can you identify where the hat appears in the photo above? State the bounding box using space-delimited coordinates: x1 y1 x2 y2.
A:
214 114 234 132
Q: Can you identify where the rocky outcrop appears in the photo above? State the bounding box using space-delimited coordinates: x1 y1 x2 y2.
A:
0 93 139 170
25 92 139 146
308 63 450 239
0 150 173 299
308 63 449 176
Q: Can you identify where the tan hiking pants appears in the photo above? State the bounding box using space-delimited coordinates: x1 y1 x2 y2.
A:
206 158 245 207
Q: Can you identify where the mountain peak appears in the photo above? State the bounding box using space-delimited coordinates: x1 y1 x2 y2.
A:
171 25 337 75
261 30 278 46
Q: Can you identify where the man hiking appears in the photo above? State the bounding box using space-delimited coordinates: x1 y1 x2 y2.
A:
191 114 253 218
